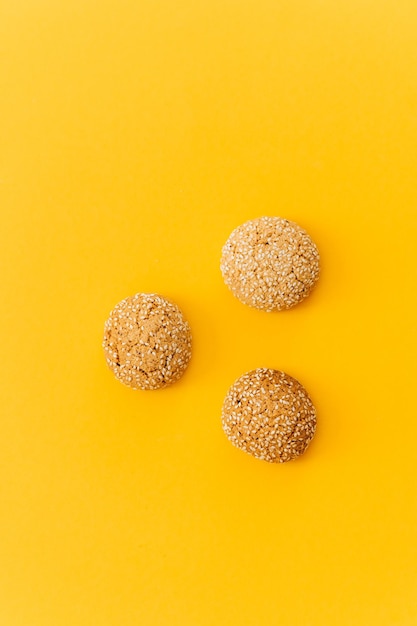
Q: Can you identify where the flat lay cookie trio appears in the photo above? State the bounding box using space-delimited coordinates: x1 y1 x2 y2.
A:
103 216 320 464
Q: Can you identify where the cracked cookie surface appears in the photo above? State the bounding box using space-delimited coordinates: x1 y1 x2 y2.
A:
220 216 320 311
222 368 316 463
103 293 192 390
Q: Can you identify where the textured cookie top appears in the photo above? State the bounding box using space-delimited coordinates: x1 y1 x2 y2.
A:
220 216 320 311
222 368 316 463
103 293 192 390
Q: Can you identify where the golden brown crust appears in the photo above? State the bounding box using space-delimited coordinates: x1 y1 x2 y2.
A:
103 293 192 390
222 368 316 463
220 217 320 311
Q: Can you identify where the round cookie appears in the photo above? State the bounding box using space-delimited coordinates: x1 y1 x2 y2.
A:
220 216 320 311
221 368 316 463
103 293 192 390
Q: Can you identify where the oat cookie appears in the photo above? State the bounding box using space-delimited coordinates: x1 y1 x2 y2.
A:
103 293 192 390
220 216 320 311
222 368 316 463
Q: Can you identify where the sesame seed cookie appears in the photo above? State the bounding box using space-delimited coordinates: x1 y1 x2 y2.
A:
220 216 320 311
103 293 192 390
222 368 316 463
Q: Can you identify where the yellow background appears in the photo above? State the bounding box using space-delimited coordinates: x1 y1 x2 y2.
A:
1 1 417 624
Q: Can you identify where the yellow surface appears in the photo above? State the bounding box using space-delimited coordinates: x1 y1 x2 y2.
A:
1 1 417 624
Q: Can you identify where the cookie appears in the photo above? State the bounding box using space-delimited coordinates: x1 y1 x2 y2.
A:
103 293 192 390
221 368 316 463
220 216 320 311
